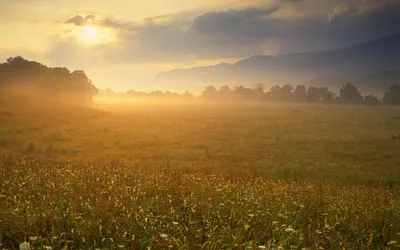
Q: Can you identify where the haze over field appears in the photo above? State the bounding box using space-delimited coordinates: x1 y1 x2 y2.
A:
1 0 400 249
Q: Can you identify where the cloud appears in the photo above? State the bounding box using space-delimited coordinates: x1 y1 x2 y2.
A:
56 0 400 65
65 14 129 29
327 0 400 45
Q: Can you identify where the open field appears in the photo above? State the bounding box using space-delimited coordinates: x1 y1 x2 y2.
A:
1 96 400 249
1 97 400 183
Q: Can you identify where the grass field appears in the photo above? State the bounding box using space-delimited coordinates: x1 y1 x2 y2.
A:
1 96 400 249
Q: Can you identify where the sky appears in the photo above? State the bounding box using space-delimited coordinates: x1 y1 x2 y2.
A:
1 0 399 92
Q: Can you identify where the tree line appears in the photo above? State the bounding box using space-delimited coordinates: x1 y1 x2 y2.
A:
200 83 400 105
0 57 98 104
104 83 400 105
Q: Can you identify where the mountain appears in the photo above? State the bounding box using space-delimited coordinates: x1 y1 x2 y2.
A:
157 34 400 93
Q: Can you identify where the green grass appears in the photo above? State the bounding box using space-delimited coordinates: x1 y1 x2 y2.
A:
1 97 400 249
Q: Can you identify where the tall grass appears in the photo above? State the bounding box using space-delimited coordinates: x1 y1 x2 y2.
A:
1 158 399 249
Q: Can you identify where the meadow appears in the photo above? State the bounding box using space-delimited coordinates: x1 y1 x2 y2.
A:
1 96 400 249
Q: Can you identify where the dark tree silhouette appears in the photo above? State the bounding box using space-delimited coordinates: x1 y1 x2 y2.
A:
306 86 322 102
267 84 293 101
294 85 307 102
234 85 253 100
364 95 381 105
0 56 97 104
383 85 400 105
320 87 336 102
339 83 363 104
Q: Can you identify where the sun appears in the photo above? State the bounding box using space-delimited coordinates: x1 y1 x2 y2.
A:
74 25 117 45
74 25 100 45
82 25 98 43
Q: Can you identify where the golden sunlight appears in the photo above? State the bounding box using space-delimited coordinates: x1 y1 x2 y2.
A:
83 25 97 43
75 25 116 45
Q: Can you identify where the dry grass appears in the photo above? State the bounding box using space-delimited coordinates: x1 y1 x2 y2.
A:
1 96 400 249
1 159 400 249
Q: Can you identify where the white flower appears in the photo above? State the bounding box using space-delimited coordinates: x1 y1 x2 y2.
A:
19 242 30 250
285 227 296 233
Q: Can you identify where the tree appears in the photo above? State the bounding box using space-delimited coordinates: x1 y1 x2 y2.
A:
306 86 322 102
339 83 363 104
252 84 265 100
383 85 400 105
233 85 253 101
320 87 336 102
294 85 307 102
0 56 98 104
202 85 218 99
254 83 264 93
364 95 381 105
219 85 233 100
182 91 193 100
267 84 293 101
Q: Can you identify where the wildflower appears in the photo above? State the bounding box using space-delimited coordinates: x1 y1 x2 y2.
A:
285 227 295 233
19 242 30 250
160 234 168 239
29 236 38 241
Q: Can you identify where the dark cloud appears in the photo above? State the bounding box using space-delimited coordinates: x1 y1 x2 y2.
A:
61 0 400 64
192 7 279 36
327 0 400 46
65 14 129 29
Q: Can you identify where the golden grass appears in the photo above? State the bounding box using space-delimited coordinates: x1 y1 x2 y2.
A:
1 159 400 249
1 97 400 249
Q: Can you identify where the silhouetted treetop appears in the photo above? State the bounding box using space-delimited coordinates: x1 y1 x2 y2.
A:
339 83 363 104
0 56 98 104
383 85 400 105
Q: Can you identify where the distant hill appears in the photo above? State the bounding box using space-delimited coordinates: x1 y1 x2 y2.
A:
157 34 400 93
360 70 400 93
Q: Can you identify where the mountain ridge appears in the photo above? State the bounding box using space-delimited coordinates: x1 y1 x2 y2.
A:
157 34 400 93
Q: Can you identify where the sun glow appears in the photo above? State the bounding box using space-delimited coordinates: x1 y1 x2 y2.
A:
74 25 116 45
81 25 98 43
